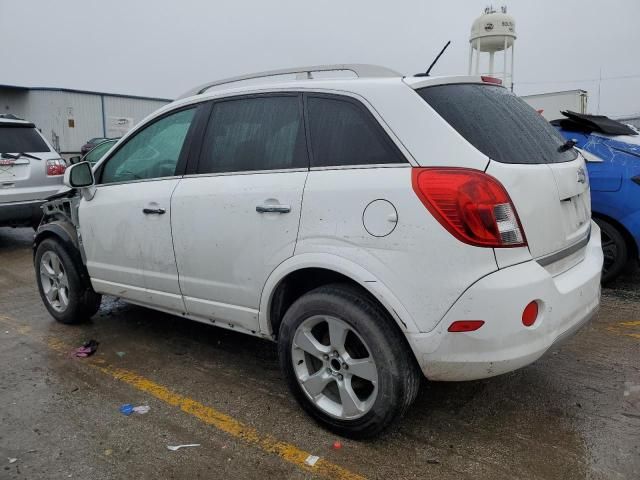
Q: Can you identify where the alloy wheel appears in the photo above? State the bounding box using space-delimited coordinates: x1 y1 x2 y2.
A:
291 315 378 420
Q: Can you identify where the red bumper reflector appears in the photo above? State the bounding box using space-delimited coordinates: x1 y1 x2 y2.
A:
522 301 539 327
448 320 485 332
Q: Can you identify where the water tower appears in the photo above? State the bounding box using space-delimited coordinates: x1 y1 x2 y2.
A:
468 6 516 89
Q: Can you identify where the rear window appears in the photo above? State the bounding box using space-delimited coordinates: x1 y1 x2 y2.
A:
417 84 577 164
0 125 50 153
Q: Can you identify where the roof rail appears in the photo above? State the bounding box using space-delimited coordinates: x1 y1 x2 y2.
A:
177 64 401 99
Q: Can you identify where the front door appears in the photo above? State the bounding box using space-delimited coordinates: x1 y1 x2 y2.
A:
79 107 198 313
171 94 308 332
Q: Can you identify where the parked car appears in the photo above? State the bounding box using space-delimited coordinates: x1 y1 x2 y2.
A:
80 137 109 156
34 65 602 438
552 110 640 282
0 115 67 228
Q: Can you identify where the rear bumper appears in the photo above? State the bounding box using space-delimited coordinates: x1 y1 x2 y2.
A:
0 200 44 226
407 221 603 381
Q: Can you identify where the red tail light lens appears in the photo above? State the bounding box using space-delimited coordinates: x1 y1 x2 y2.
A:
448 320 485 332
412 168 526 248
522 301 539 327
46 159 67 176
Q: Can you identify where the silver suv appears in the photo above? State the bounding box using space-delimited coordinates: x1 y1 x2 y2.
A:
0 115 67 228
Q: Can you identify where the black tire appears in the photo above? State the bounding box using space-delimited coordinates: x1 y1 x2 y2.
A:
278 283 421 439
596 218 628 284
35 238 101 324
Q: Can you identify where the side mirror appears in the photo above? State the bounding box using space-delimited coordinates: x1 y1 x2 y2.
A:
64 161 95 188
68 155 82 165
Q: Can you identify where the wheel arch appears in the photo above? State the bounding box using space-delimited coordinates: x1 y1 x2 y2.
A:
259 253 419 339
33 221 91 286
592 212 639 260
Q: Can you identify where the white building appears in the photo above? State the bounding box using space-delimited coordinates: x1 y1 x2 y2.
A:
0 85 170 153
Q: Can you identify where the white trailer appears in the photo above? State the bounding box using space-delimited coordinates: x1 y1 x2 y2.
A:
521 89 588 121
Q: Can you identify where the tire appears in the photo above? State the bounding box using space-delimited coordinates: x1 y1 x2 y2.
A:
278 283 421 439
595 218 628 284
35 238 102 324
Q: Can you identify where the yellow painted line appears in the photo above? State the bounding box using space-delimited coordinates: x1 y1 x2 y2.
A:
0 315 365 480
606 320 640 341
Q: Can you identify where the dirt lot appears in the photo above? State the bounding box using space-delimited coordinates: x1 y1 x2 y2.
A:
1 227 639 479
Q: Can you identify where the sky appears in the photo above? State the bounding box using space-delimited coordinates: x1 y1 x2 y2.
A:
2 0 639 117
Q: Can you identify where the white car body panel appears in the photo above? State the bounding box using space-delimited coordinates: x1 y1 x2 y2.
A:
171 170 308 332
80 178 185 313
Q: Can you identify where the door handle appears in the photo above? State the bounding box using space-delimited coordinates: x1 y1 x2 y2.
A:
256 204 291 214
143 207 166 215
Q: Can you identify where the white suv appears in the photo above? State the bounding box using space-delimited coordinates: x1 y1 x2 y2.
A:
34 65 603 438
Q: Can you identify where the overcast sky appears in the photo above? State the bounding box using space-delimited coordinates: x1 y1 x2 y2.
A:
2 0 639 117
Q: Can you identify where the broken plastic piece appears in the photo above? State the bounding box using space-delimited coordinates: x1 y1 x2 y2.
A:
304 455 319 466
116 351 126 358
8 458 17 464
132 405 150 414
73 339 99 358
332 441 342 450
119 404 134 416
167 444 200 451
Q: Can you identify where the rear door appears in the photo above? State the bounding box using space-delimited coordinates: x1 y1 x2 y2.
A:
171 94 308 332
417 83 591 263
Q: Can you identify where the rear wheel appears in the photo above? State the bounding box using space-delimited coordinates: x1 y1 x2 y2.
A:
595 218 628 283
35 238 101 324
278 284 420 439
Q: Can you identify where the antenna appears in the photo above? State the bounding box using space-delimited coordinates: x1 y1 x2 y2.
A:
415 40 451 77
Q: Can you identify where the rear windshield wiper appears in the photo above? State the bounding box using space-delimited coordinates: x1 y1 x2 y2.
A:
558 139 577 153
1 152 42 161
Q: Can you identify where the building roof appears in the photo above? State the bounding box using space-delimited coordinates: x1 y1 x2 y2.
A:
0 84 172 103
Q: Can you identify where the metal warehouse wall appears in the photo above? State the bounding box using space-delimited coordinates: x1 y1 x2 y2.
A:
27 90 103 153
0 87 170 153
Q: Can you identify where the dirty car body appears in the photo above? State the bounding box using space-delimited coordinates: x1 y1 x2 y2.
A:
34 65 603 438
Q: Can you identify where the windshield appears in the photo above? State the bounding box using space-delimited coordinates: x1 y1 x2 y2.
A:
0 125 51 153
417 84 577 164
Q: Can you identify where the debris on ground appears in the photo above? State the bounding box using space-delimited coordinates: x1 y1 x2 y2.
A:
8 458 17 464
167 444 200 451
304 455 319 466
119 404 150 416
332 440 342 450
426 459 440 465
72 339 99 358
116 351 126 358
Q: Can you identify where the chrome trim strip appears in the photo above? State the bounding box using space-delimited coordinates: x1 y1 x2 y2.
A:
536 228 591 267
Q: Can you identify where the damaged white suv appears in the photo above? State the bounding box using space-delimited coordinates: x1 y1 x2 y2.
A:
34 65 603 438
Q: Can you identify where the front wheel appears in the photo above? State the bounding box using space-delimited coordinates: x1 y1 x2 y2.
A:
278 284 420 439
35 238 102 324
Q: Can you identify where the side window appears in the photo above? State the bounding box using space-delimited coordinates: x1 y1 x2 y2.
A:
307 96 405 167
198 96 306 174
100 108 195 184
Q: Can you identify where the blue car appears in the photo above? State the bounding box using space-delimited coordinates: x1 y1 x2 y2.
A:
553 111 640 282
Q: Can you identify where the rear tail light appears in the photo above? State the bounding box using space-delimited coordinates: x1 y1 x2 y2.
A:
46 158 67 176
448 320 485 332
412 168 526 248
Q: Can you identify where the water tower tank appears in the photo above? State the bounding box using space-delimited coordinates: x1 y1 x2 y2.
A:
468 6 516 89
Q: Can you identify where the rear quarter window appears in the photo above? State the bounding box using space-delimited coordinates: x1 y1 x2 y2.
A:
417 84 577 164
0 126 50 153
